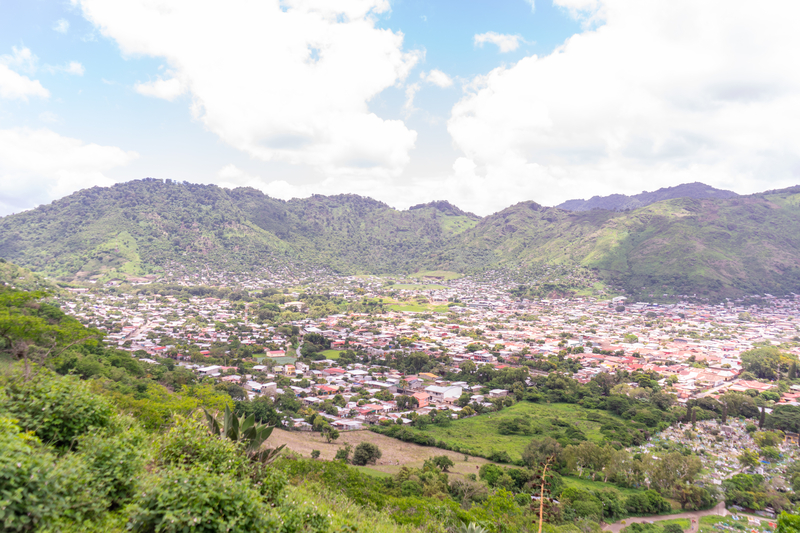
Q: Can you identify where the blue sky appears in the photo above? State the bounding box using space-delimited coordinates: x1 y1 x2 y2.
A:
1 0 798 216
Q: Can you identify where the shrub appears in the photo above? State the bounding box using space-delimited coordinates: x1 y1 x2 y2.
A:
76 419 147 507
128 466 272 532
0 368 113 448
335 443 353 463
0 416 61 531
352 442 382 466
157 415 249 478
0 417 103 531
401 479 424 497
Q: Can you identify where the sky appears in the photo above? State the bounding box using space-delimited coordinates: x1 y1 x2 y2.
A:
1 0 799 217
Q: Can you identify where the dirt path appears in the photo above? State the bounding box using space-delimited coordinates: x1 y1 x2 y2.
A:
602 502 729 533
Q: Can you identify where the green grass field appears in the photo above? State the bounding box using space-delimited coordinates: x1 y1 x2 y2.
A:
388 302 451 313
411 402 626 462
320 349 341 360
561 476 644 498
698 515 773 533
391 283 448 290
410 270 462 281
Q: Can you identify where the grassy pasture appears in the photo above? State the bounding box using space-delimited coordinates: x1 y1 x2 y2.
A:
320 349 341 360
388 302 451 313
391 283 449 290
410 270 462 281
408 402 626 462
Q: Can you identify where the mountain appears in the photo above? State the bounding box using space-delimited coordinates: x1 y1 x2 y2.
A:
455 190 800 297
1 178 800 299
0 178 480 281
557 182 739 212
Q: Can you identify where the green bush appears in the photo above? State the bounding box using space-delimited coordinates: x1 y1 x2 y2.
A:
0 417 103 531
128 466 272 532
157 415 249 478
75 419 147 507
0 368 113 448
0 416 61 531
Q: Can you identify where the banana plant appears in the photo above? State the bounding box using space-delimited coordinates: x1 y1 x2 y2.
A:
203 405 285 464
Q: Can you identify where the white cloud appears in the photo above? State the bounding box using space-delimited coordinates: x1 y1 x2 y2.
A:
0 47 48 100
76 0 420 179
0 65 49 100
422 69 453 88
474 32 524 53
447 0 800 211
44 61 85 76
39 111 60 123
64 61 85 75
2 46 38 72
524 0 535 13
0 128 138 216
53 19 70 33
135 76 185 101
405 70 454 112
403 82 420 112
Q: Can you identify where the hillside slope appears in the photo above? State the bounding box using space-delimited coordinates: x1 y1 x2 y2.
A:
0 179 480 281
455 188 800 297
1 179 799 298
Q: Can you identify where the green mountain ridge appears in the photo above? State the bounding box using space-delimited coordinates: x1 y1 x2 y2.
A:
557 182 740 212
1 178 800 298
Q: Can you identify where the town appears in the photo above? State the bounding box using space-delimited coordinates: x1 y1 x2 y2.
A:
57 268 800 431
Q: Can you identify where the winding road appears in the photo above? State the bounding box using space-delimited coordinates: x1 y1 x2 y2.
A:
602 502 731 533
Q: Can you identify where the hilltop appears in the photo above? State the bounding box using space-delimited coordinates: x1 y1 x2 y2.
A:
557 182 739 212
1 178 800 298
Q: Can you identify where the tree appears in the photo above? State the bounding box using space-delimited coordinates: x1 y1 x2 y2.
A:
741 347 794 380
396 395 419 410
674 482 714 511
322 425 340 443
777 512 800 533
753 430 784 448
311 449 320 459
522 437 562 469
738 449 760 470
456 392 472 407
352 442 382 465
430 455 455 472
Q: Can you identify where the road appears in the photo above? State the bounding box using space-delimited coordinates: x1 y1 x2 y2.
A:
602 502 729 533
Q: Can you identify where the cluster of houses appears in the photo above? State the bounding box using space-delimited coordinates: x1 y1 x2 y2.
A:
59 271 800 425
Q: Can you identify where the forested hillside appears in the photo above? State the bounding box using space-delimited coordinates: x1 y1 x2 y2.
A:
1 178 800 298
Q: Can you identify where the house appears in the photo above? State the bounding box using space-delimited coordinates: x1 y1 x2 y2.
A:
198 365 221 376
412 391 430 408
489 389 509 398
425 385 462 404
315 385 338 397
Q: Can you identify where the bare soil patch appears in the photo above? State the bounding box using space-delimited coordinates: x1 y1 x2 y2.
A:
270 428 490 477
